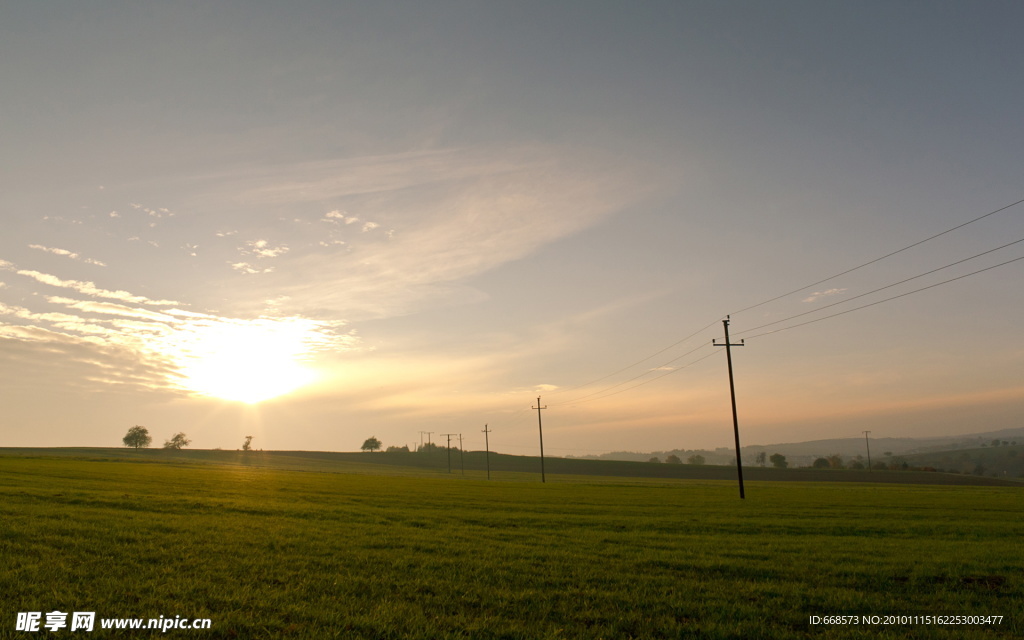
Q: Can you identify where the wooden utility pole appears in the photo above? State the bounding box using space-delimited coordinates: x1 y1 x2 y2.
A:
533 396 547 483
419 431 433 451
441 433 456 473
458 433 465 475
482 424 492 480
713 316 746 499
863 431 872 472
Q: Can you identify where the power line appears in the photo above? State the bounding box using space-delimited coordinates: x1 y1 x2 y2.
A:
548 341 714 406
744 253 1024 340
735 235 1024 337
552 349 720 407
547 317 723 397
729 196 1024 317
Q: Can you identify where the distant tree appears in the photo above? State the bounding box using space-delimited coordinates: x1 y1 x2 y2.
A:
361 436 382 453
812 458 831 469
665 454 682 464
648 457 660 463
871 461 888 471
848 460 865 470
163 432 191 450
991 439 1001 447
122 425 151 449
826 454 844 469
418 442 441 453
769 453 787 469
755 451 767 467
242 435 253 451
686 454 706 465
386 445 410 453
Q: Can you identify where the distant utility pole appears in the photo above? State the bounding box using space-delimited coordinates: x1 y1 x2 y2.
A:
863 431 872 472
482 424 492 480
441 433 456 473
713 316 746 499
533 396 547 483
419 431 434 451
458 433 465 476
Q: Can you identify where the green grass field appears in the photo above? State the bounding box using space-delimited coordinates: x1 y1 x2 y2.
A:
1 452 1020 639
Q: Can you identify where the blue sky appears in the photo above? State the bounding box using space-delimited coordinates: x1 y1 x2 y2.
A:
1 1 1022 455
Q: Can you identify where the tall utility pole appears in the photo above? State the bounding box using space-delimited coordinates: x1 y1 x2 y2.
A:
713 316 746 499
458 433 465 475
419 431 433 451
863 431 872 472
482 424 492 480
441 433 456 473
533 396 547 483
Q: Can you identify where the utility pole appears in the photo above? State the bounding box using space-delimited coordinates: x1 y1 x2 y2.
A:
863 431 872 472
441 433 455 472
533 396 547 483
713 316 746 499
458 433 465 475
482 424 492 480
419 431 433 451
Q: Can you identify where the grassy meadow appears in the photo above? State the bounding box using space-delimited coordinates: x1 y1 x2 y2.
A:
1 452 1021 639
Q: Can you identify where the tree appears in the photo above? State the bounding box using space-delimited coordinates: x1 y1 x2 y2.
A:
686 454 706 465
755 451 767 467
386 445 410 453
769 453 787 469
665 454 682 464
242 435 253 451
648 457 660 463
361 436 382 453
122 425 151 449
163 432 191 450
812 457 831 469
826 454 844 469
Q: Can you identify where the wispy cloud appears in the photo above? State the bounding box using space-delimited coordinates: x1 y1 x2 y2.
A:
231 262 275 275
241 146 668 319
803 288 847 303
28 244 106 267
15 269 179 306
242 239 289 259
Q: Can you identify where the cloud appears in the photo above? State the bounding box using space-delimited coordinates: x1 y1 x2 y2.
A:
242 239 289 259
15 269 179 306
803 288 847 303
28 244 107 267
231 262 274 274
248 146 668 319
46 296 177 323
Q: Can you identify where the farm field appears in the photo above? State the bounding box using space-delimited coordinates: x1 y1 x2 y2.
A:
1 454 1021 639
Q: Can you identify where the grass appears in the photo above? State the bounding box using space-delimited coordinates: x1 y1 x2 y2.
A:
1 454 1021 639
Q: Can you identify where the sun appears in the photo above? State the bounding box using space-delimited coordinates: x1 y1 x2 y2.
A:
174 319 321 404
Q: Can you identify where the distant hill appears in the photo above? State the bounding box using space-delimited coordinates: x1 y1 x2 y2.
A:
569 426 1024 469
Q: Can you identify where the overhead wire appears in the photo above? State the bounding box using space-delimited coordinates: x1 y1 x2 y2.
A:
548 340 716 406
729 196 1024 317
545 316 724 397
553 349 722 407
743 253 1024 340
734 234 1024 337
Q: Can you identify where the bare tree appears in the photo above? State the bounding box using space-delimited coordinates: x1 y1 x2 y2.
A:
163 432 191 450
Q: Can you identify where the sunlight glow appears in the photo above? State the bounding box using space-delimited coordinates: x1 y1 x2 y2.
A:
171 318 328 404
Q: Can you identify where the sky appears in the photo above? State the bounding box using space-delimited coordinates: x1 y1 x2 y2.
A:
2 1 1023 457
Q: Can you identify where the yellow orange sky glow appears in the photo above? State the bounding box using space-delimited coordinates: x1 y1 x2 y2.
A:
172 319 324 404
